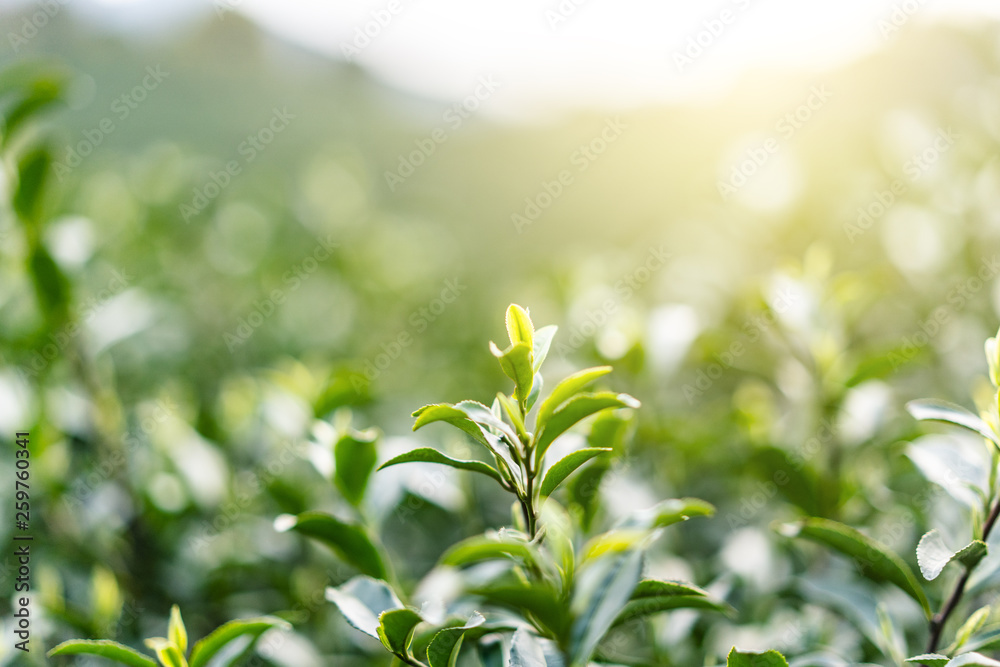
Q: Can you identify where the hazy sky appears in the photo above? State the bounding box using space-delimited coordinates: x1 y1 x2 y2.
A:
11 0 1000 118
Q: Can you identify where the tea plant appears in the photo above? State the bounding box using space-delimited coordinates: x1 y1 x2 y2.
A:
282 304 787 666
47 605 288 666
782 325 1000 665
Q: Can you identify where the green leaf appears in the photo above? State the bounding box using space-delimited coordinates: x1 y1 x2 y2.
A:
534 391 639 465
377 608 422 656
526 371 544 412
583 498 715 560
532 325 558 373
506 304 535 348
412 402 520 485
440 532 539 569
956 608 992 652
614 579 731 625
426 612 485 667
325 576 403 640
946 653 1000 667
334 429 378 506
48 640 158 667
471 580 565 638
189 617 289 667
726 647 790 666
907 399 1000 450
497 391 528 442
537 366 612 429
277 511 387 579
539 448 612 497
509 628 547 667
168 605 187 656
143 638 185 667
569 549 643 667
13 146 51 223
781 517 931 618
917 529 987 581
906 655 950 667
378 447 504 486
491 340 534 405
29 244 69 315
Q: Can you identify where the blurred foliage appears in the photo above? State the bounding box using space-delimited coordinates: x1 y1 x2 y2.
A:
2 4 1000 667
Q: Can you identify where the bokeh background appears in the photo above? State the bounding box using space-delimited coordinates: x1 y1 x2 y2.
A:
4 1 1000 665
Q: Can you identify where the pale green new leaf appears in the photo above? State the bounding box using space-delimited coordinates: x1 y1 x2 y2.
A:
48 640 157 667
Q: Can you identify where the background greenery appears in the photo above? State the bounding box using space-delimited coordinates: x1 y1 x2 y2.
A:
3 5 1000 666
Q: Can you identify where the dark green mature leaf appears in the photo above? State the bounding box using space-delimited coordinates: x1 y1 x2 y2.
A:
569 549 643 666
326 576 404 639
491 340 534 404
945 654 1000 666
917 529 987 580
614 579 731 625
278 511 387 579
14 146 50 223
907 399 1000 450
189 617 289 667
412 403 520 487
537 367 611 428
377 608 422 656
534 392 639 465
334 430 378 506
426 612 485 667
471 580 566 638
539 448 612 497
781 518 931 617
29 244 69 314
48 640 157 667
905 655 950 667
532 325 558 373
726 647 790 666
379 447 505 486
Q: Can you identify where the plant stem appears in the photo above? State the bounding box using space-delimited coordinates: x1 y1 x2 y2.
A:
926 491 1000 652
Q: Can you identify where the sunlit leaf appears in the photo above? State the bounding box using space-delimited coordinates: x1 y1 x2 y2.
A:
916 529 987 581
537 366 611 429
907 399 1000 450
534 391 639 465
325 576 403 639
48 640 157 667
569 549 643 666
377 607 422 656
